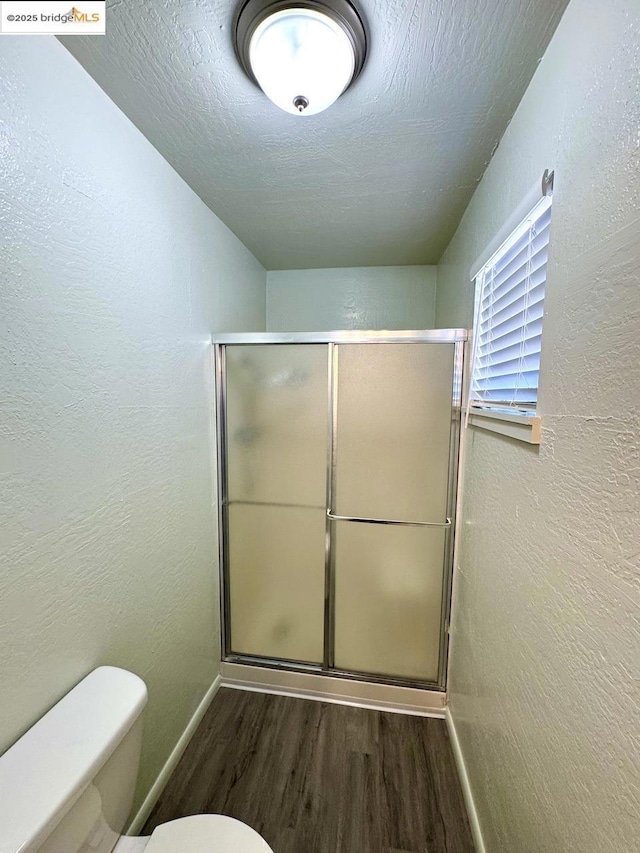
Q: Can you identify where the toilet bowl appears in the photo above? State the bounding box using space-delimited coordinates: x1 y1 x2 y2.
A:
0 667 274 853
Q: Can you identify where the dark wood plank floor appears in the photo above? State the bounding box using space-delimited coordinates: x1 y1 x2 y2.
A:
144 688 475 853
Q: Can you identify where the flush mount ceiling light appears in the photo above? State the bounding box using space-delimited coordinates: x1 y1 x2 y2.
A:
233 0 367 117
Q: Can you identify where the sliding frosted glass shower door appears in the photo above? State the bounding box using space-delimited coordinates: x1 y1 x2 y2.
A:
216 331 464 689
332 343 455 682
224 345 328 663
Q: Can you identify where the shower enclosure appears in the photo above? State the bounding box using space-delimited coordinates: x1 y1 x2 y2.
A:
213 330 466 690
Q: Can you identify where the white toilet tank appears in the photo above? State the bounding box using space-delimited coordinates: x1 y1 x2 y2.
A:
0 666 148 853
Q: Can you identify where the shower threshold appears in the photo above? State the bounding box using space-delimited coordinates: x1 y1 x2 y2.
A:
220 659 447 718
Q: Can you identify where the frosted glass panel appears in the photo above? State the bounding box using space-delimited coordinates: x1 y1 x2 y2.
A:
226 345 327 506
221 339 457 684
334 521 445 681
229 504 325 662
334 343 455 521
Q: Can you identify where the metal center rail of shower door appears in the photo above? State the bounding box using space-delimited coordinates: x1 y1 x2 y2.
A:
213 330 467 692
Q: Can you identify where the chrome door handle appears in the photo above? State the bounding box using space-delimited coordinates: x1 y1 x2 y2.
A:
326 511 451 528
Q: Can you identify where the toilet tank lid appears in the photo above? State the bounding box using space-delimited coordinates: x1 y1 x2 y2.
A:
0 666 147 853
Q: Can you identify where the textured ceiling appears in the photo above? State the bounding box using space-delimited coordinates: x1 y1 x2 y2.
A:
61 0 569 269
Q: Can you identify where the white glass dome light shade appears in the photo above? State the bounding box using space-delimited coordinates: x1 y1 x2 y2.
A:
248 8 356 116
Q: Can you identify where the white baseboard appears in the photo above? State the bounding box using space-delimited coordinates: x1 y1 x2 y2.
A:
221 662 446 718
126 674 223 836
445 708 486 853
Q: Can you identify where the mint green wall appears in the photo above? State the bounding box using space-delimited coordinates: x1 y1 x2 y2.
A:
0 35 265 816
435 1 639 851
267 266 437 331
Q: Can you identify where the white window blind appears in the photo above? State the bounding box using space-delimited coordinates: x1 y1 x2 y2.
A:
471 194 552 410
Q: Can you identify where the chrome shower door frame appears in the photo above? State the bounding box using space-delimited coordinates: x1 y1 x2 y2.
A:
213 329 468 692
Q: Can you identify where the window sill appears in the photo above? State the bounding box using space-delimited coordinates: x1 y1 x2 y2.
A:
466 406 542 445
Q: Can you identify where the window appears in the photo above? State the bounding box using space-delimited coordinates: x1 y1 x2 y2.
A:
470 193 552 414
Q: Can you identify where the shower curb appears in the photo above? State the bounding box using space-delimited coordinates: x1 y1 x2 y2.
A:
221 662 446 718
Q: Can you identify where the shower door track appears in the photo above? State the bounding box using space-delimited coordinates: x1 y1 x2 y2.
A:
213 329 468 693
